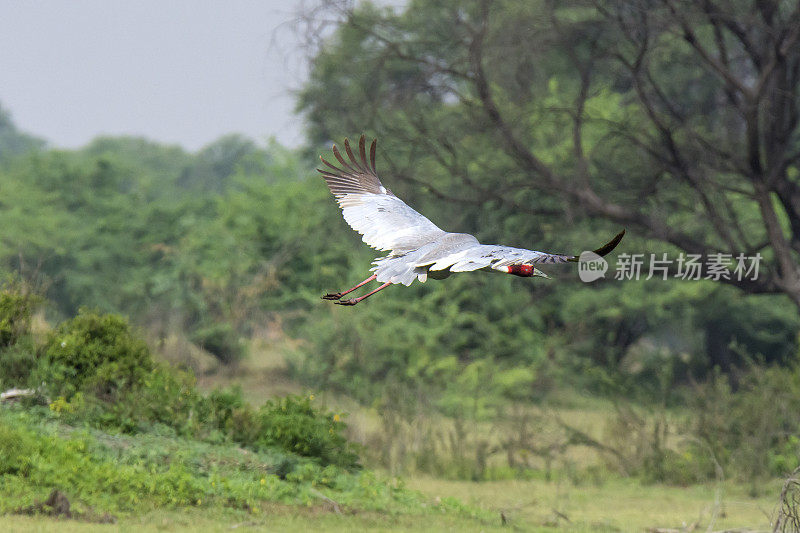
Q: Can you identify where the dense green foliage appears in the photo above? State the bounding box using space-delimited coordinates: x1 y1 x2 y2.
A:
42 310 153 399
256 395 358 468
296 0 800 380
0 283 358 469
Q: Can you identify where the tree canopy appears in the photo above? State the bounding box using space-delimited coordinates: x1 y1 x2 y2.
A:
298 0 800 305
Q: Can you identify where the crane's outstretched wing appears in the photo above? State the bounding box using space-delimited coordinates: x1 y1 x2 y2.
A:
319 135 625 281
414 230 626 272
318 136 446 253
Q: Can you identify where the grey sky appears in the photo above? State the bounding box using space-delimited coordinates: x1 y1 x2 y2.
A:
0 1 310 151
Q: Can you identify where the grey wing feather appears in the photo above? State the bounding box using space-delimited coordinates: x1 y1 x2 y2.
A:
473 230 626 269
476 245 573 268
415 243 573 273
318 136 446 253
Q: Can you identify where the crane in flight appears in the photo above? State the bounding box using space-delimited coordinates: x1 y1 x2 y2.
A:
319 135 624 305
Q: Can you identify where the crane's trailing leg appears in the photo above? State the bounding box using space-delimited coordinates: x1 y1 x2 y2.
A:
322 274 377 300
335 281 392 306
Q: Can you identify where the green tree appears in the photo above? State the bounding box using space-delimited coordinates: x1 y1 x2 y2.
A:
292 0 800 377
297 0 800 307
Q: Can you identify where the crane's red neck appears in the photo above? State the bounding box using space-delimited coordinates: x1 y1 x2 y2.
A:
507 264 533 277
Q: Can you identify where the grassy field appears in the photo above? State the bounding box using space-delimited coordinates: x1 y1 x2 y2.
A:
409 476 776 531
192 343 784 531
0 341 785 532
0 476 777 532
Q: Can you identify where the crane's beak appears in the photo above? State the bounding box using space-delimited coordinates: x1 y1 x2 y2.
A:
533 268 549 279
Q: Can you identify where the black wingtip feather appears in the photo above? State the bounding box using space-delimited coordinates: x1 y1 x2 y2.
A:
331 145 357 173
369 139 377 173
358 136 368 172
565 229 626 262
344 138 365 172
593 229 625 257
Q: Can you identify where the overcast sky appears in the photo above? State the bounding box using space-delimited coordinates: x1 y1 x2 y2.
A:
0 1 311 151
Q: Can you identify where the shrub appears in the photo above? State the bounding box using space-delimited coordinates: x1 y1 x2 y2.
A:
36 310 360 470
190 322 244 364
207 386 250 436
41 310 153 399
45 360 362 469
61 365 207 436
254 395 359 469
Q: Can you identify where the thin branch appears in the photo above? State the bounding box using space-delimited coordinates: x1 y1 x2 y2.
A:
663 0 754 99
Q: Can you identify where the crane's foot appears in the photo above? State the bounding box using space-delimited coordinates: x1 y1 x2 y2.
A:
334 298 359 306
321 292 343 300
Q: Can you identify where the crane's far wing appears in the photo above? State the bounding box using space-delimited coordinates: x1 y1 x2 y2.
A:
318 135 445 252
481 230 626 270
416 230 626 272
413 244 571 273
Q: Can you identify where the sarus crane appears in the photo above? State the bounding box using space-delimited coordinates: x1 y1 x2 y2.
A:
319 135 624 305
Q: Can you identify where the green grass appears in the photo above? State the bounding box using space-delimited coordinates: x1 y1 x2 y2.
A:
1 507 506 532
409 476 777 532
0 476 778 532
0 408 488 524
0 405 783 532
